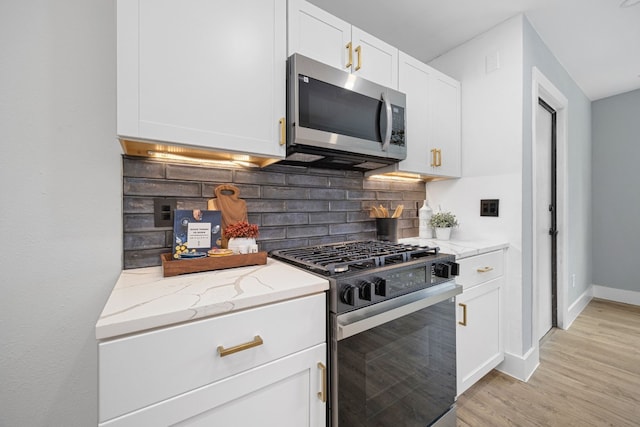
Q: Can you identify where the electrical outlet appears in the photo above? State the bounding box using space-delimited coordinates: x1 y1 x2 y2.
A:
571 274 576 288
154 198 177 227
480 199 499 217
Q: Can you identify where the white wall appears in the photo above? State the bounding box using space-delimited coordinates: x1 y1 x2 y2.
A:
522 17 592 334
592 89 640 292
428 16 526 356
0 1 121 425
427 14 593 378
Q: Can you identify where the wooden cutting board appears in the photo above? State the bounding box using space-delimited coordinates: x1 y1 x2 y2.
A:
208 184 248 247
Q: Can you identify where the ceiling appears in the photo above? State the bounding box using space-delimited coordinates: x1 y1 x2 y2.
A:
308 0 640 100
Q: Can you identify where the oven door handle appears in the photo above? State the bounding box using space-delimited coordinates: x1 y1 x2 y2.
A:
336 283 462 340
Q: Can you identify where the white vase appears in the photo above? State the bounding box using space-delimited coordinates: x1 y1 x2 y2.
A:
435 227 451 241
227 237 256 254
418 200 433 239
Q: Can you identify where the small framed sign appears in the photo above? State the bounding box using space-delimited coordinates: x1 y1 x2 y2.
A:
172 210 222 259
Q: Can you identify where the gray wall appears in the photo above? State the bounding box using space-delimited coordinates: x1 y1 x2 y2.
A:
522 17 592 348
592 89 640 291
123 157 424 268
0 1 122 426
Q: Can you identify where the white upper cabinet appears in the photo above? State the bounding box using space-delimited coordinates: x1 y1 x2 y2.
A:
395 52 434 175
429 69 461 177
288 0 398 88
349 27 398 88
371 51 460 178
117 0 287 159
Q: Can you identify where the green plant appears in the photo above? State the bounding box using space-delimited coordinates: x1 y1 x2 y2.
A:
429 211 458 228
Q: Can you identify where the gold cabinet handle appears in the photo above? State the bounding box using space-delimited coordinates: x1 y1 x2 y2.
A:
430 148 437 167
458 303 467 326
217 335 263 358
279 117 286 146
345 42 353 68
477 266 494 273
355 45 362 71
431 148 442 167
317 362 327 402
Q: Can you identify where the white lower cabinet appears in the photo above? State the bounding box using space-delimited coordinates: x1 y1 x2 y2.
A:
456 250 504 395
99 293 327 427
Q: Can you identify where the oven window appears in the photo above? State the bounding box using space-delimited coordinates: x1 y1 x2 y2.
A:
336 299 456 427
298 75 383 143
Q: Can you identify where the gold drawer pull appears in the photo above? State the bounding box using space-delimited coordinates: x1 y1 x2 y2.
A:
458 303 467 326
217 335 263 358
317 362 327 402
477 266 494 273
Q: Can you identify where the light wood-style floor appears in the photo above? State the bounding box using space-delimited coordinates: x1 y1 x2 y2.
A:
456 298 640 426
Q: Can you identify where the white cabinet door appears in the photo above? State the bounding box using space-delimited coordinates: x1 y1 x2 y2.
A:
429 70 461 177
392 52 461 177
456 277 503 395
100 344 327 427
117 0 286 158
350 26 398 88
397 52 433 175
288 0 398 88
287 0 351 71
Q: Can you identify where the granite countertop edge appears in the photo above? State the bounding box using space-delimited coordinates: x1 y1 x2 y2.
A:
96 258 329 340
399 237 510 259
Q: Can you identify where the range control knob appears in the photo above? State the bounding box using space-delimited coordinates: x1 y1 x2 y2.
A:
358 280 373 301
373 277 387 297
433 263 452 278
340 284 357 306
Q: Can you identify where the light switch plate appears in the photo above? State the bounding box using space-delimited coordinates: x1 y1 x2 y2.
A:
480 199 499 217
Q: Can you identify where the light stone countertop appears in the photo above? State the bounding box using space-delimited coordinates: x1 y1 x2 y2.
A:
399 237 509 259
96 258 329 340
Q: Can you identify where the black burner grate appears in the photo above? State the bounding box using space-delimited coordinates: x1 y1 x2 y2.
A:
270 240 439 275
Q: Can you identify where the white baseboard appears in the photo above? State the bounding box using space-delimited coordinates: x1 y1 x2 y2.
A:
496 345 539 382
592 285 640 306
562 287 593 330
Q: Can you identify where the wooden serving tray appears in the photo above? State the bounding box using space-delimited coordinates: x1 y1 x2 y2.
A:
161 251 267 277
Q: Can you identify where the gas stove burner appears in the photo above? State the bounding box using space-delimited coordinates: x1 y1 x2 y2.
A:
270 240 440 276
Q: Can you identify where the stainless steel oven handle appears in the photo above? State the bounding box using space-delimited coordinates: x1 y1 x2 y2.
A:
380 92 392 151
336 283 462 340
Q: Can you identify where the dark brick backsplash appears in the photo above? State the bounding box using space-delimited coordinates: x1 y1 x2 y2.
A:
122 156 425 268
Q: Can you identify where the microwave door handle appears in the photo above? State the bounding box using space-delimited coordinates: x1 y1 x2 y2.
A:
380 93 392 151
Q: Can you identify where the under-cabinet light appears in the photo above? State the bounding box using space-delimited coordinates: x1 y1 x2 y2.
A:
367 174 424 183
146 151 259 168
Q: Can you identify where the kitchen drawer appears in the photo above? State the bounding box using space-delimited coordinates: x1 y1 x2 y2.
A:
99 293 326 423
456 250 504 289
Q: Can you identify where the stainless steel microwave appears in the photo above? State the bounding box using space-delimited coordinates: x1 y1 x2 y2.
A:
284 53 406 171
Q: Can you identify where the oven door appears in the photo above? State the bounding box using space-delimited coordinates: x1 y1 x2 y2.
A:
331 283 461 427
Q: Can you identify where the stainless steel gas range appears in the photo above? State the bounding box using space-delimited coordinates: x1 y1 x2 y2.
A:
271 240 462 427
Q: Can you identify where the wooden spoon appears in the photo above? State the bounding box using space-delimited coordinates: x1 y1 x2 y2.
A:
379 205 389 218
391 205 404 218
